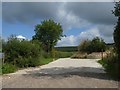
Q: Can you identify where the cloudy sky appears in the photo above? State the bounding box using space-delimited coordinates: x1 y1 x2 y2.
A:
2 2 117 46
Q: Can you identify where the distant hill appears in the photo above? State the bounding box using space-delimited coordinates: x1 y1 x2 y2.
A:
54 46 78 52
105 43 114 49
54 43 114 52
106 43 114 47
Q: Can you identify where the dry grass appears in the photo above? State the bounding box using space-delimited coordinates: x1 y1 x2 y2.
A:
71 51 109 59
71 52 87 59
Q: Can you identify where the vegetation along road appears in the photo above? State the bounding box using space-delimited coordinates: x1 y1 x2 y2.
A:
2 58 118 88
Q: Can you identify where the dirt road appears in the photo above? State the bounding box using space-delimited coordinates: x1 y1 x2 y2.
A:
2 58 118 88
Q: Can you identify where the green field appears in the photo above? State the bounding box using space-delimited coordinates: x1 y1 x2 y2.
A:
54 46 78 52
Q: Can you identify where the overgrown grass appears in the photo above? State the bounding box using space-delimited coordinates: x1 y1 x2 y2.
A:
39 58 53 65
2 47 74 74
0 59 2 74
1 57 54 74
98 53 119 80
2 63 17 74
2 51 73 74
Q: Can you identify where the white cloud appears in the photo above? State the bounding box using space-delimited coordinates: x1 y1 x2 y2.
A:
16 35 26 39
57 26 114 46
56 27 100 46
57 4 91 31
57 35 77 46
79 27 100 39
57 27 113 46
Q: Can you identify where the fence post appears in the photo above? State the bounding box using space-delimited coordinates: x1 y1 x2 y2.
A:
2 53 4 64
101 49 103 60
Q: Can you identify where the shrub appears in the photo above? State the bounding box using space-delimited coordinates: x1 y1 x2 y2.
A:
2 63 17 74
27 57 41 67
98 51 119 80
3 36 42 68
78 37 106 53
78 39 91 53
41 50 51 58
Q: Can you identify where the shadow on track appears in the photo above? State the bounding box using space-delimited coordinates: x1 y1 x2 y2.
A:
22 67 116 81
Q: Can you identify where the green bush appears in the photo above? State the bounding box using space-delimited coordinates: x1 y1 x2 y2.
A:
2 63 17 74
78 39 91 53
98 52 119 80
28 57 41 67
78 37 106 53
3 36 42 68
42 51 51 58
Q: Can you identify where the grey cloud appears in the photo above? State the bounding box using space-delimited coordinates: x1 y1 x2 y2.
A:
3 2 117 25
97 25 114 37
100 35 114 43
64 2 116 44
2 2 116 45
2 2 61 23
65 2 117 25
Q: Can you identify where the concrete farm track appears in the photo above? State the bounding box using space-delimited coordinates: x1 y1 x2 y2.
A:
2 58 119 88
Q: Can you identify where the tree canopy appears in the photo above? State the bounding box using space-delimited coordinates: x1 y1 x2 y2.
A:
78 37 106 53
112 2 120 80
32 19 64 52
113 2 120 56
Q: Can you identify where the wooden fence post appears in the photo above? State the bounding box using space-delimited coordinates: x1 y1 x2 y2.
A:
101 49 103 60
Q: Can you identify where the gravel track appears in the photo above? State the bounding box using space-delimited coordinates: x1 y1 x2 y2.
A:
2 58 119 88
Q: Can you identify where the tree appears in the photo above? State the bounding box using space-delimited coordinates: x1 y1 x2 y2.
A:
91 37 106 52
113 2 120 80
32 19 64 53
113 2 120 57
78 37 106 53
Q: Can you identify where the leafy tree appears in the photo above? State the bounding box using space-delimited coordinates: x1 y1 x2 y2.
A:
32 19 64 53
113 2 120 57
91 37 106 52
113 2 120 80
78 37 106 53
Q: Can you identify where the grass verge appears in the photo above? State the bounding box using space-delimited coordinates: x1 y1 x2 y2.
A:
39 58 53 65
98 56 119 80
2 63 17 74
2 57 54 74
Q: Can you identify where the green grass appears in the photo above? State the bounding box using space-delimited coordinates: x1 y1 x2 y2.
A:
2 63 17 74
55 51 74 58
1 51 74 74
98 56 119 80
39 58 53 65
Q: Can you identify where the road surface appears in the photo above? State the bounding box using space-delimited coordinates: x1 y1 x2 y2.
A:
2 58 119 88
